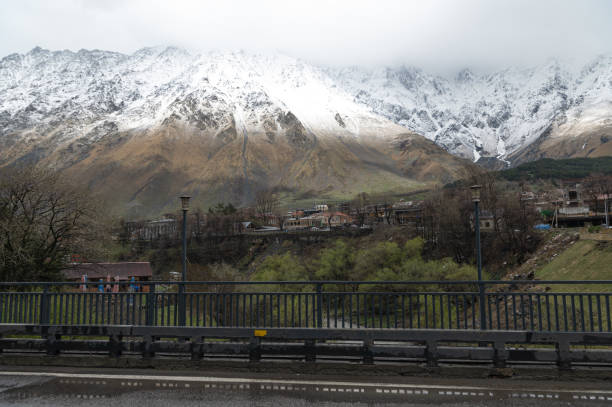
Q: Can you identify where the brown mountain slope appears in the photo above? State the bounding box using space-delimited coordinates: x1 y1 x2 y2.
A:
509 120 612 166
10 122 473 217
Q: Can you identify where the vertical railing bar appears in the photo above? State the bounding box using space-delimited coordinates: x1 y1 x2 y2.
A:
563 295 568 332
22 293 27 323
462 295 467 330
385 294 390 329
262 293 267 328
437 295 443 330
486 294 491 330
553 294 560 332
342 293 346 329
350 292 354 329
26 293 32 324
75 291 81 325
5 293 11 323
59 293 65 325
424 295 429 329
89 292 93 325
454 294 459 330
355 292 361 328
364 293 369 329
416 294 421 329
114 291 119 325
0 293 5 323
588 294 594 332
107 291 112 325
520 294 526 330
536 294 542 331
334 294 338 329
580 295 586 332
241 294 245 328
283 294 287 328
528 294 534 331
0 293 4 323
14 293 19 323
597 294 603 332
297 293 301 328
172 294 179 326
14 293 20 324
606 294 611 333
18 293 23 323
119 292 124 325
401 294 405 329
195 294 200 327
312 292 317 328
160 293 164 326
291 294 295 328
94 293 98 325
379 294 383 329
546 293 552 331
211 293 216 327
202 293 207 327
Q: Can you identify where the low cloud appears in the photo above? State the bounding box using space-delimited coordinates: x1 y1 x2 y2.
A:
1 0 611 73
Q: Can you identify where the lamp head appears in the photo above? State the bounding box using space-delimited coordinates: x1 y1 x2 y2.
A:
180 195 191 211
470 185 481 202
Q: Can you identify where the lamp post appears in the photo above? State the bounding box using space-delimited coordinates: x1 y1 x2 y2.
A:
471 185 487 330
179 195 190 326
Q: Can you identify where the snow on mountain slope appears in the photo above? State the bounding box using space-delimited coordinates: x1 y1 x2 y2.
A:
1 47 480 215
1 46 610 170
328 57 612 162
0 46 403 154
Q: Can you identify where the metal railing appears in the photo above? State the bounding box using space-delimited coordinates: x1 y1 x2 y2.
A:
1 281 611 332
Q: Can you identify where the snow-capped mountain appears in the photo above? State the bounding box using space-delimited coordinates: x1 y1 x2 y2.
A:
0 47 475 215
0 46 401 151
328 57 612 163
0 46 610 214
2 47 611 167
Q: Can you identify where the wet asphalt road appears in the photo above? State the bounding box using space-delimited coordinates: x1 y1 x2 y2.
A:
1 368 612 406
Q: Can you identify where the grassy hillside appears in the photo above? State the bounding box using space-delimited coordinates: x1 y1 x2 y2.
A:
534 239 612 292
499 157 612 181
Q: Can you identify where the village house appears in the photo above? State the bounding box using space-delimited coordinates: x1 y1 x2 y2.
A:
284 216 326 230
310 211 352 227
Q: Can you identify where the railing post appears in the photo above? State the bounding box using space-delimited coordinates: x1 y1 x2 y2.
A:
316 283 323 328
40 285 50 325
146 284 156 326
178 283 186 326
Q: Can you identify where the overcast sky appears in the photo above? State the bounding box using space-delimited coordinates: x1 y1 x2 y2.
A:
1 0 611 73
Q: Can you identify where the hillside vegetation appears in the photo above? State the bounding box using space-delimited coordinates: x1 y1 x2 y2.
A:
500 157 612 181
534 238 612 292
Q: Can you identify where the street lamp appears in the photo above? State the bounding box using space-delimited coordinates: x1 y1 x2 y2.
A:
470 185 486 330
179 195 190 326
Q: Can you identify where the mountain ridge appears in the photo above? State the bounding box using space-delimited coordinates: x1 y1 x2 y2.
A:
1 46 610 215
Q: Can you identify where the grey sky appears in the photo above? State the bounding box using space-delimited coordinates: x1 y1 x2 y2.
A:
1 0 611 72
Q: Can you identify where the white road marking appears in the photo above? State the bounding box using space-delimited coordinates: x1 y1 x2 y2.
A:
1 370 612 399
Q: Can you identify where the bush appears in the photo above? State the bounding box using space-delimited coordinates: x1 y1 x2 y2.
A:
588 225 602 233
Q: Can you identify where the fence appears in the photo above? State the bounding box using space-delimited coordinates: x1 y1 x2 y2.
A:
1 281 612 332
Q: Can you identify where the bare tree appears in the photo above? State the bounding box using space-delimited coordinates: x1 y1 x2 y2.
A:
254 189 280 225
351 192 369 227
0 166 104 281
